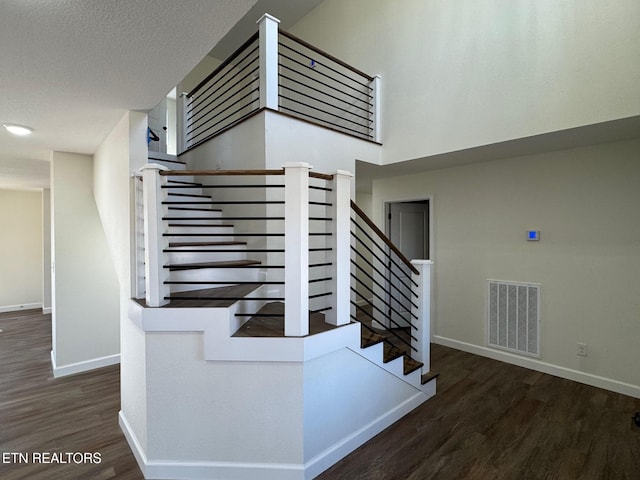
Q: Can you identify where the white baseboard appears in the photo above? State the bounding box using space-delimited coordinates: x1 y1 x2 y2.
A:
119 391 430 480
433 335 640 399
51 350 120 378
0 302 43 313
42 307 52 314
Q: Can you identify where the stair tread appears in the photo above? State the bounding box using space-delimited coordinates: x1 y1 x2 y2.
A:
166 259 261 271
421 371 439 385
168 207 223 212
232 302 337 338
168 223 234 227
403 356 423 376
361 329 385 349
169 241 247 247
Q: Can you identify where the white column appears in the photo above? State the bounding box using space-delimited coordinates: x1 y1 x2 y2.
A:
257 13 280 110
411 260 433 373
370 75 381 143
284 162 311 336
141 163 171 307
326 170 353 326
178 91 189 152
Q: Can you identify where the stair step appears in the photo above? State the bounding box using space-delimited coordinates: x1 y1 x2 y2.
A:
166 259 261 271
361 329 385 349
421 371 439 385
383 344 405 364
232 302 337 338
168 223 234 228
164 284 262 308
403 356 423 376
168 193 211 199
168 207 223 212
168 241 247 248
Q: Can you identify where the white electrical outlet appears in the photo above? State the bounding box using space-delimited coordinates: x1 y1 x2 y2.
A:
577 342 588 356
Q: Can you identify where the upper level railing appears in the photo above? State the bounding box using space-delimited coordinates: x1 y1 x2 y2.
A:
180 14 379 152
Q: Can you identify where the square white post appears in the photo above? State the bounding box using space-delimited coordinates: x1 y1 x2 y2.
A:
411 260 433 373
370 75 381 143
257 13 280 110
284 162 311 336
178 91 189 152
141 163 171 307
326 170 353 326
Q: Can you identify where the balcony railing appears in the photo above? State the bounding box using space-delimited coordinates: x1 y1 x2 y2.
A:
181 14 379 152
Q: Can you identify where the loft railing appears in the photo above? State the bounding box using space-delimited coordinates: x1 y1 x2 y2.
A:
138 162 350 337
180 14 379 152
350 201 432 371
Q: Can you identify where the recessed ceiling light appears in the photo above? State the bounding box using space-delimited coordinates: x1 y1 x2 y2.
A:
3 123 34 136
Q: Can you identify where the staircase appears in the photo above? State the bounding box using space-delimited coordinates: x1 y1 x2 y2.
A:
138 154 436 391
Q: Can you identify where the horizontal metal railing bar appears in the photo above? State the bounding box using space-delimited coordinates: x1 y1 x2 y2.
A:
310 262 332 268
162 185 284 189
278 40 372 90
163 201 285 205
279 83 372 123
351 274 419 331
351 251 418 308
309 248 332 252
350 233 416 296
279 93 373 130
351 201 420 276
162 169 285 176
163 217 284 221
188 31 259 98
309 233 332 236
278 50 373 100
163 249 285 253
163 233 285 237
309 185 333 191
187 45 259 112
309 217 332 221
187 65 259 126
279 30 374 81
188 82 259 132
279 72 372 114
279 104 373 139
166 296 283 302
188 98 260 142
310 201 333 206
235 312 284 317
309 277 332 283
279 63 372 105
351 219 418 285
164 281 284 285
164 264 284 269
309 292 332 299
310 307 332 314
351 298 418 352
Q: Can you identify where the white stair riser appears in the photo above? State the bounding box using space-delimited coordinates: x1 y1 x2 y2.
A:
166 250 247 264
164 209 222 219
169 267 262 284
167 225 235 235
164 234 236 243
165 217 227 226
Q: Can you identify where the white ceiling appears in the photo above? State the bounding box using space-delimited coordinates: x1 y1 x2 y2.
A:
0 0 260 190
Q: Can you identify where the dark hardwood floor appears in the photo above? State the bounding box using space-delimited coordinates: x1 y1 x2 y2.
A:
2 309 639 479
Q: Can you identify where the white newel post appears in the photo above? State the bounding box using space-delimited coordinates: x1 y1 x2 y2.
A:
326 170 352 326
178 91 189 152
284 162 311 336
257 13 280 110
411 260 433 373
141 163 171 307
370 75 381 143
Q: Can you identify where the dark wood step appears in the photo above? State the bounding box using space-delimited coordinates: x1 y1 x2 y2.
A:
168 241 247 248
165 259 261 271
168 223 234 228
232 302 338 338
168 207 223 212
421 371 439 385
403 356 423 376
168 192 210 198
149 158 186 165
361 329 385 349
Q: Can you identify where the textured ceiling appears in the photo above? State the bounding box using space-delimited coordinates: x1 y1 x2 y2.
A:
0 0 257 189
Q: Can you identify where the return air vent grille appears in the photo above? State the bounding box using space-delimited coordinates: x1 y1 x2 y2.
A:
488 280 540 357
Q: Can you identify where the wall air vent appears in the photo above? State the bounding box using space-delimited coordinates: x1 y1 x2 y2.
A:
488 280 540 357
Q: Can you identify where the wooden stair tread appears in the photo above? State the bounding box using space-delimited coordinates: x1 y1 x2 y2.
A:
134 284 261 308
168 241 247 247
421 371 439 385
168 192 211 198
233 302 337 338
361 329 385 349
168 207 223 212
166 259 261 271
403 356 423 376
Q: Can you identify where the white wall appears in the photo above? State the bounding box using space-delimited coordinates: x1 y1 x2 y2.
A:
371 138 640 395
42 188 52 313
291 0 640 164
50 151 120 374
0 189 43 312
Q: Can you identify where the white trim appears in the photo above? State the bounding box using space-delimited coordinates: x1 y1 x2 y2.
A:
42 307 52 314
433 335 640 399
0 302 43 313
51 350 120 378
120 391 431 480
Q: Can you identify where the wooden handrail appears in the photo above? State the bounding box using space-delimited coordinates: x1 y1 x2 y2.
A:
187 32 259 98
350 200 420 275
160 169 334 180
309 171 334 181
279 30 374 82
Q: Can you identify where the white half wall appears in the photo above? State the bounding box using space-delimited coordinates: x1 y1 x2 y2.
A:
50 151 120 375
291 0 640 164
371 138 640 395
0 189 43 312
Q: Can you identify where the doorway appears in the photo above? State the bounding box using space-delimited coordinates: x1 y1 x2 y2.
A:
384 199 430 327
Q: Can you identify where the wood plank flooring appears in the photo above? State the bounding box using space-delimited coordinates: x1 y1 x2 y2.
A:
2 309 639 479
0 310 143 480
